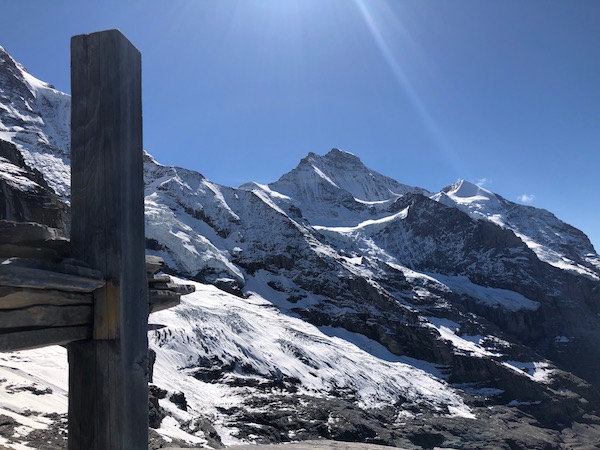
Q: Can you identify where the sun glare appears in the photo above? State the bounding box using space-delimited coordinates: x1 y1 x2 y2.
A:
353 0 466 175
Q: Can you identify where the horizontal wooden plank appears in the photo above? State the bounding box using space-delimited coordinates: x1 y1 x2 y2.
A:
4 257 103 280
148 282 170 290
0 220 65 243
0 243 63 260
0 264 105 292
169 283 195 295
149 289 180 313
150 281 195 295
148 275 172 285
0 287 93 310
0 304 92 329
145 255 165 275
0 326 91 352
0 282 188 311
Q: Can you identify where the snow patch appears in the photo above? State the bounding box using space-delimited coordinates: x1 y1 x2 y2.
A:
428 273 540 311
314 207 409 234
425 317 499 358
502 361 553 383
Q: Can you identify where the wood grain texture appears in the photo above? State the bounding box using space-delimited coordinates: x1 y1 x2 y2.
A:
0 287 92 310
0 243 62 260
0 326 91 352
68 29 148 450
0 304 92 329
4 257 104 279
0 220 65 243
148 289 180 313
145 255 165 275
0 259 105 292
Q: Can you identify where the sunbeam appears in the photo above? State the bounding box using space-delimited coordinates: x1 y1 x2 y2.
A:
353 0 466 176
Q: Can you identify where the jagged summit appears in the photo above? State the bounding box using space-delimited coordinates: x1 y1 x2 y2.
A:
436 179 503 211
270 148 426 204
443 179 496 200
307 147 360 165
257 148 430 226
0 45 54 101
0 45 56 90
0 45 35 106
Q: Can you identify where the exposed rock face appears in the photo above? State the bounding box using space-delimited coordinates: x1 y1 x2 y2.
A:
263 149 428 226
0 139 68 231
435 180 600 279
271 149 428 203
0 45 71 199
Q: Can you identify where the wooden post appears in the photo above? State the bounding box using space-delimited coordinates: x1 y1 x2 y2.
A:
68 30 148 449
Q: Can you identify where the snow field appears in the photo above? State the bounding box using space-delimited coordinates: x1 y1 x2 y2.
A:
149 280 475 443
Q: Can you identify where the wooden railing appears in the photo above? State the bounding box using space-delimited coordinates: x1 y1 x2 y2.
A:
0 220 193 352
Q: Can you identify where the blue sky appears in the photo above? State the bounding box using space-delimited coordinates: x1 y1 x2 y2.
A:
1 0 599 250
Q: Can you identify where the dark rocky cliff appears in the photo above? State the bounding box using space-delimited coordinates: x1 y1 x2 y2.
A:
0 139 68 231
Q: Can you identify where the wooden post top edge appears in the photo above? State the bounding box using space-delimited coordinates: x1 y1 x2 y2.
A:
70 29 141 55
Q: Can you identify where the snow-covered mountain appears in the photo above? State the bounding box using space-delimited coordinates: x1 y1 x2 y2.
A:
0 46 70 201
243 149 429 226
2 45 600 449
434 180 600 280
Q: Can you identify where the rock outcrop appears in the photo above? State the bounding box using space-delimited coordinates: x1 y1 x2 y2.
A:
0 139 68 231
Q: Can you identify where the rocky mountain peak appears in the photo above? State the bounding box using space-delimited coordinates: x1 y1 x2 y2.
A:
322 146 361 162
271 149 426 206
441 179 502 210
305 147 371 175
0 45 36 109
299 148 362 170
444 179 496 200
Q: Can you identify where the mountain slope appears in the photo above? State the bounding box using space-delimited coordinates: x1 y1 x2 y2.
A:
0 45 70 200
0 138 67 230
434 180 600 280
247 149 428 226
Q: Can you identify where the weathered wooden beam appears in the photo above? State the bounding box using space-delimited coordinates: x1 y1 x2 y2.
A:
0 243 63 260
168 282 196 295
147 272 194 313
145 255 165 275
148 289 181 313
150 281 196 295
0 286 92 310
68 30 148 450
0 304 92 330
0 221 69 260
148 275 172 285
0 326 91 352
5 257 103 277
0 283 185 313
0 258 105 292
0 220 65 243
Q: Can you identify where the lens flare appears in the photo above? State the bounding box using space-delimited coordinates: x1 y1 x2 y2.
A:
353 0 465 176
